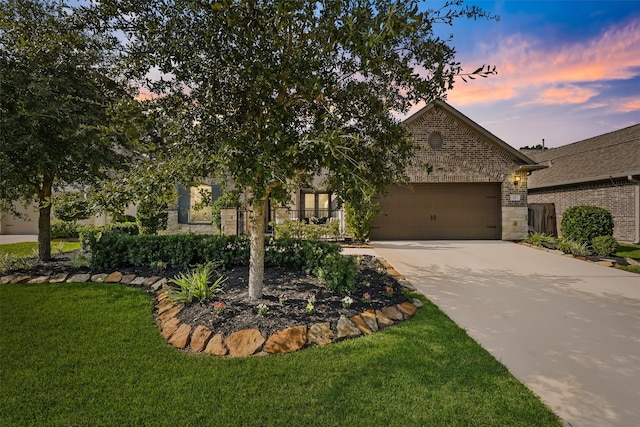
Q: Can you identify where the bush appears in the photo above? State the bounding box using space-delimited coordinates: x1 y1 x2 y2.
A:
0 253 32 274
51 221 80 239
561 205 613 245
315 252 356 294
557 239 592 257
345 200 380 242
136 199 168 235
272 219 340 241
53 192 93 222
524 233 558 249
592 235 618 257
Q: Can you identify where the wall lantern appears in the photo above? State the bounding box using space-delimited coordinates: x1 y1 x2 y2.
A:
513 175 521 186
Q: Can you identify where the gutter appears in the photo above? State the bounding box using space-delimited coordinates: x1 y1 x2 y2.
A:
528 171 640 190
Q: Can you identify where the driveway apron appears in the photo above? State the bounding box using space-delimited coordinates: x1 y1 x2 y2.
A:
371 241 640 427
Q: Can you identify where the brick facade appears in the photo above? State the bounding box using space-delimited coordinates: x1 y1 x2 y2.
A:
403 106 530 240
528 178 640 243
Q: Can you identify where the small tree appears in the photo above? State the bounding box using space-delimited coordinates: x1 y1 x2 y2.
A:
0 0 132 260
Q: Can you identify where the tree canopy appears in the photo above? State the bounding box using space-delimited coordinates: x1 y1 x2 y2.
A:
101 0 497 298
0 0 134 260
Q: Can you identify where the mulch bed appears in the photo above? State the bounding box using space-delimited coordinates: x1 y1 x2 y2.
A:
7 253 409 338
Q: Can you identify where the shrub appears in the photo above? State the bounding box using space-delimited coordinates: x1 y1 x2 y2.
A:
272 219 340 240
53 192 93 222
315 252 357 294
345 200 380 242
51 221 80 239
592 235 618 257
136 199 168 235
107 222 139 236
168 262 227 304
524 233 558 249
561 205 613 245
0 253 32 274
557 239 592 257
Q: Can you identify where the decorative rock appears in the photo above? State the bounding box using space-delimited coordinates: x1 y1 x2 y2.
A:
130 276 148 286
1 275 16 284
156 291 170 302
161 317 180 339
168 323 191 349
66 273 91 283
120 274 137 285
375 310 395 328
190 325 214 352
380 305 404 321
91 273 108 282
378 259 392 269
159 305 182 323
398 279 416 291
307 322 335 347
28 276 50 284
387 268 403 279
225 329 265 357
264 325 307 354
411 298 424 308
10 275 31 284
143 276 163 287
360 310 379 333
398 302 417 319
151 278 167 292
105 272 123 283
157 298 174 315
336 315 362 339
349 314 372 335
49 273 69 283
204 334 228 356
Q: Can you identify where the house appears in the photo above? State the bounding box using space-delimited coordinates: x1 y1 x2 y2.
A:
526 124 640 243
366 102 545 240
179 101 544 241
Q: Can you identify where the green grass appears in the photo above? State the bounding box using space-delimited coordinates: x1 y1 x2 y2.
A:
0 282 561 426
615 243 640 261
0 241 81 257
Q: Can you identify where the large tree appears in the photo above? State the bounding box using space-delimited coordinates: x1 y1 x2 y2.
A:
102 0 495 299
0 0 133 260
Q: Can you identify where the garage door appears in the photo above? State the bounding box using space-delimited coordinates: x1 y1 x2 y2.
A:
370 183 501 240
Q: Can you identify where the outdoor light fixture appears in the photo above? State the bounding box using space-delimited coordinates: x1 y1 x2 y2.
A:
513 176 521 186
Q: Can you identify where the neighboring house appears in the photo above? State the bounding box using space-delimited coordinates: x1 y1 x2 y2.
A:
526 124 640 243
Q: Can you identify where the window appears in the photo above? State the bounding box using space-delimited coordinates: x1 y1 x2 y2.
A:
301 191 331 221
177 184 222 224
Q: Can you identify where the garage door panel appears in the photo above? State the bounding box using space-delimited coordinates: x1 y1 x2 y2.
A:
370 184 501 240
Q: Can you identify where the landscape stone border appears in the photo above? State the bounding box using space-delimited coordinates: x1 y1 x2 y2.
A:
0 257 422 357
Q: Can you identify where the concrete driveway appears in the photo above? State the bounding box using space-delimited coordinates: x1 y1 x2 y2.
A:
371 241 640 427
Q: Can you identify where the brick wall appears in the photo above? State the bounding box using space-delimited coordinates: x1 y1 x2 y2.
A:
404 107 529 240
528 178 639 243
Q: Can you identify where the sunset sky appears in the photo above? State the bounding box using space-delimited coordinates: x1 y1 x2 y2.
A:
409 0 640 149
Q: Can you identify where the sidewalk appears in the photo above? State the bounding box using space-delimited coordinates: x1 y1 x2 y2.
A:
0 235 38 244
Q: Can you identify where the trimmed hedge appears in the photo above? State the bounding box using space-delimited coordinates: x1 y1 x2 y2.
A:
561 205 613 245
86 231 343 273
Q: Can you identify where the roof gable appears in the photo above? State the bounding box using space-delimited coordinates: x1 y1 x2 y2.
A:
403 101 539 166
527 124 640 189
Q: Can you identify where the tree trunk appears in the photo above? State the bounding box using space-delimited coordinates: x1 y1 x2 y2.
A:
37 179 53 261
248 200 266 299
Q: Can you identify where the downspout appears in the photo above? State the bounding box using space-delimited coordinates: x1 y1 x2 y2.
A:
629 176 640 244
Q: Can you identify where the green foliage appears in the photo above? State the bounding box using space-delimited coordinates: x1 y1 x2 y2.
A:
0 253 32 274
345 198 380 242
136 199 168 235
272 219 339 241
51 221 80 239
53 192 93 222
211 191 241 232
0 0 133 260
524 233 559 249
557 239 592 257
315 253 357 294
561 205 614 245
168 263 227 304
592 235 618 257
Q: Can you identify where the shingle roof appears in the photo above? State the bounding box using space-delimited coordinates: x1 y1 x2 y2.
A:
527 124 640 189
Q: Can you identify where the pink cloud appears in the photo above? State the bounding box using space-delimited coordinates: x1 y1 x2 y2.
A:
619 98 640 112
447 17 640 106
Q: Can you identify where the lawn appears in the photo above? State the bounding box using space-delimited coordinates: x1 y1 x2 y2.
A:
0 282 561 426
0 241 81 257
615 243 640 274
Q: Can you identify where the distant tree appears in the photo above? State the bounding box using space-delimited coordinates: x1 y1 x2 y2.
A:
520 144 548 150
101 0 497 299
0 0 132 260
